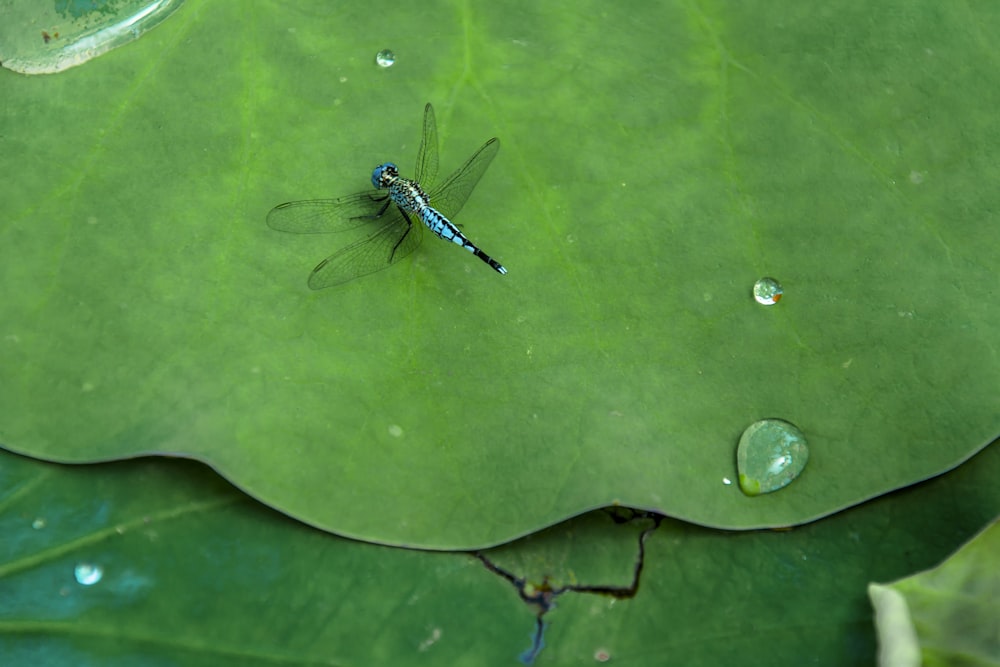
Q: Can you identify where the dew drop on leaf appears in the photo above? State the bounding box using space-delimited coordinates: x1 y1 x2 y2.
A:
375 49 396 68
752 277 783 305
74 562 104 586
736 418 809 496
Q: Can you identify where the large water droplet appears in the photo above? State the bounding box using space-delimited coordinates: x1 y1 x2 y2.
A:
736 419 808 496
74 562 104 586
752 277 783 305
0 0 183 75
375 48 396 68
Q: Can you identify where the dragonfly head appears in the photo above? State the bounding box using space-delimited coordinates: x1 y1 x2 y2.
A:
371 162 400 189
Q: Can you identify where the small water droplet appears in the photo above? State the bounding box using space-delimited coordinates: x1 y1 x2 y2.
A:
418 627 442 652
388 424 404 438
752 277 783 305
375 49 396 68
721 477 732 486
736 418 809 496
32 517 46 529
74 563 104 586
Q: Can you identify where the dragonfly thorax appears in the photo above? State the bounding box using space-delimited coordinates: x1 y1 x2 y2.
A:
371 162 400 189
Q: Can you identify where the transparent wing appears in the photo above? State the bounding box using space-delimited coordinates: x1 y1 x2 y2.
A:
414 103 439 186
306 210 424 289
266 191 388 234
428 137 500 220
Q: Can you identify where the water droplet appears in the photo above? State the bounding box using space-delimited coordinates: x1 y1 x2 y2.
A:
752 277 783 305
417 627 442 652
375 49 396 68
721 477 732 486
32 518 46 529
0 0 184 74
74 562 104 586
388 424 404 438
736 419 809 496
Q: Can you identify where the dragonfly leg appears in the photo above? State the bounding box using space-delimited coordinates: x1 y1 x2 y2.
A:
390 208 415 262
364 195 392 219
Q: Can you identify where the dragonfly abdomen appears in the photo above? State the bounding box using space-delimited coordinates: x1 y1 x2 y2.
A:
391 176 508 276
419 207 507 275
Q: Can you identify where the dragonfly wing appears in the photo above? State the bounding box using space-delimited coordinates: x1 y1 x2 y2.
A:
306 210 424 289
415 103 439 186
266 191 388 234
428 137 500 220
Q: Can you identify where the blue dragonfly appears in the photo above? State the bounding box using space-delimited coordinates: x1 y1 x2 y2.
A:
267 103 506 289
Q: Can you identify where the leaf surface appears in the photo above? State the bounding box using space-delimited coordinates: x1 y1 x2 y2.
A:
1 0 998 547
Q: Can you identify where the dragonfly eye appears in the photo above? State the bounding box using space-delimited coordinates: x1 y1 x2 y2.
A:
371 162 399 189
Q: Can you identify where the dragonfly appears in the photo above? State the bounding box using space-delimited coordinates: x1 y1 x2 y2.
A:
267 103 507 289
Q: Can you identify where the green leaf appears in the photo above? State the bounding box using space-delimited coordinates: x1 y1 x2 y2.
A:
0 451 531 666
2 1 998 548
1 439 997 665
870 518 1000 667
